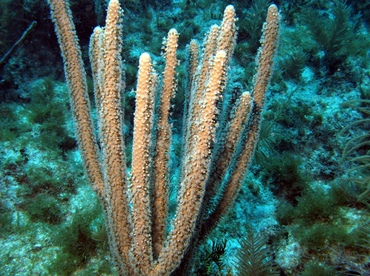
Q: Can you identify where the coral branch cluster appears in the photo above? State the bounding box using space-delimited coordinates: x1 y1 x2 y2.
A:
47 0 280 274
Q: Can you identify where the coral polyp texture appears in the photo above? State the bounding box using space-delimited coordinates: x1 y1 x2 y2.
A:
48 0 279 274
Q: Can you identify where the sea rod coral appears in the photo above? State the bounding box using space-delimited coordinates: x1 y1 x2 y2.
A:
47 0 280 274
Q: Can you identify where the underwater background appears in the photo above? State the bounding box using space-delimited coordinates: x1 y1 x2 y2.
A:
0 0 369 275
